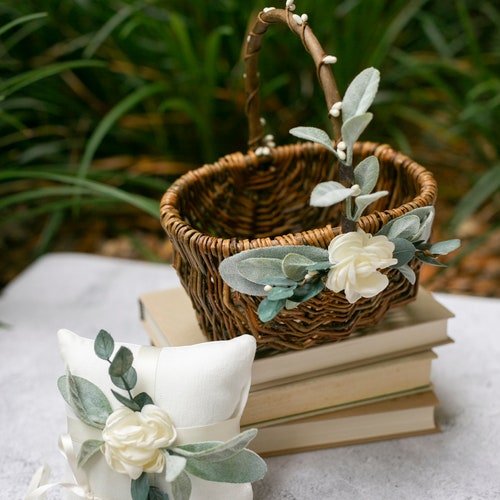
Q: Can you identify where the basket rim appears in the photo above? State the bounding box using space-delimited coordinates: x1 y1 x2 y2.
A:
160 141 437 254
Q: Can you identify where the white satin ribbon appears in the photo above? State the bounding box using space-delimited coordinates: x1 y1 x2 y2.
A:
24 434 102 500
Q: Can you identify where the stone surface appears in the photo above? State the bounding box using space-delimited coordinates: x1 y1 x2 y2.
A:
1 253 499 499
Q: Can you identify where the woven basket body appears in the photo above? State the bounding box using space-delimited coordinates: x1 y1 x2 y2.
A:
160 8 438 352
161 141 436 352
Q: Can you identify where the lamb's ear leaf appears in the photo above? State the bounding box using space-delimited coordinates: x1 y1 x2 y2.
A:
428 239 461 255
184 449 267 483
282 253 315 281
77 440 104 468
289 126 336 153
341 113 373 165
58 373 111 429
342 67 380 122
310 181 357 207
353 155 379 195
353 190 388 220
170 470 192 500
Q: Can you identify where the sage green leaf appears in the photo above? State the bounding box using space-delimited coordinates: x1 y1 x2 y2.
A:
285 300 300 310
78 440 104 468
291 279 325 303
131 472 149 500
384 214 421 240
282 253 315 281
111 366 137 391
353 190 388 220
185 449 267 483
111 389 141 411
429 239 461 255
289 126 336 153
219 246 328 296
58 373 112 429
267 286 296 301
382 206 435 242
353 155 379 195
109 346 134 377
134 392 154 409
310 182 357 207
171 471 192 500
147 486 169 500
237 258 285 285
391 238 416 267
342 67 380 122
416 252 447 267
94 329 114 360
258 298 286 322
341 113 373 165
307 261 332 271
164 452 187 482
173 429 258 463
397 264 416 285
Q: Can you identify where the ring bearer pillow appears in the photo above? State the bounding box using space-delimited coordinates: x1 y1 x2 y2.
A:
57 329 258 500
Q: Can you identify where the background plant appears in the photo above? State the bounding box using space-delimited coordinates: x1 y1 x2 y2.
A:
0 0 498 294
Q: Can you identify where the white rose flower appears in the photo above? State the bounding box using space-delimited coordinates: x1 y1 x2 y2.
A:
326 229 398 303
101 404 177 480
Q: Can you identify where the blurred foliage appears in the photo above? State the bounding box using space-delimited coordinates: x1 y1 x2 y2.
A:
0 0 498 283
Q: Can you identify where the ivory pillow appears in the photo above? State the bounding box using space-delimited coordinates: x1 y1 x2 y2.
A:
57 328 257 500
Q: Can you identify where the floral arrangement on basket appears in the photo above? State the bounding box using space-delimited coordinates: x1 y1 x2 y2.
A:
161 2 460 352
219 64 460 322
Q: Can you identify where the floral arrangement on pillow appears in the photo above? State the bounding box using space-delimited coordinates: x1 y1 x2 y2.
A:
219 2 460 322
26 330 266 500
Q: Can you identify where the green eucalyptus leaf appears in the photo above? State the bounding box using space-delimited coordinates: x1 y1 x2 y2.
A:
429 239 461 255
237 258 285 285
310 181 357 207
134 392 154 409
94 329 114 360
289 126 336 153
111 389 141 411
291 279 325 302
147 486 169 500
391 238 416 267
219 246 328 296
109 346 134 377
267 286 296 301
172 429 258 463
185 449 267 483
164 452 187 482
131 472 149 500
111 366 137 391
397 264 416 285
353 190 388 220
417 252 447 267
58 373 112 429
342 67 380 122
282 253 315 281
171 471 192 500
341 113 373 165
353 155 379 195
258 298 286 322
78 440 104 468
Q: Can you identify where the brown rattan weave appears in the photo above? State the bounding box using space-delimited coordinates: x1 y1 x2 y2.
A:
160 8 438 352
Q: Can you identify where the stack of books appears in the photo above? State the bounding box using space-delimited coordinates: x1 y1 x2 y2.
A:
139 287 453 457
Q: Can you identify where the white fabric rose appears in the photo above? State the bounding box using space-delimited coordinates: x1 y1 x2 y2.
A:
101 404 177 480
326 229 398 303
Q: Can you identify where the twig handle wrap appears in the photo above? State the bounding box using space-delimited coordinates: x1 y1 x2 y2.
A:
244 8 342 150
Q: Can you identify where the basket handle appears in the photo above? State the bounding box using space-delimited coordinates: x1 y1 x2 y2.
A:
244 7 342 151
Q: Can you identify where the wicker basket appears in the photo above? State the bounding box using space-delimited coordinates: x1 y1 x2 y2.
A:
160 8 437 353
